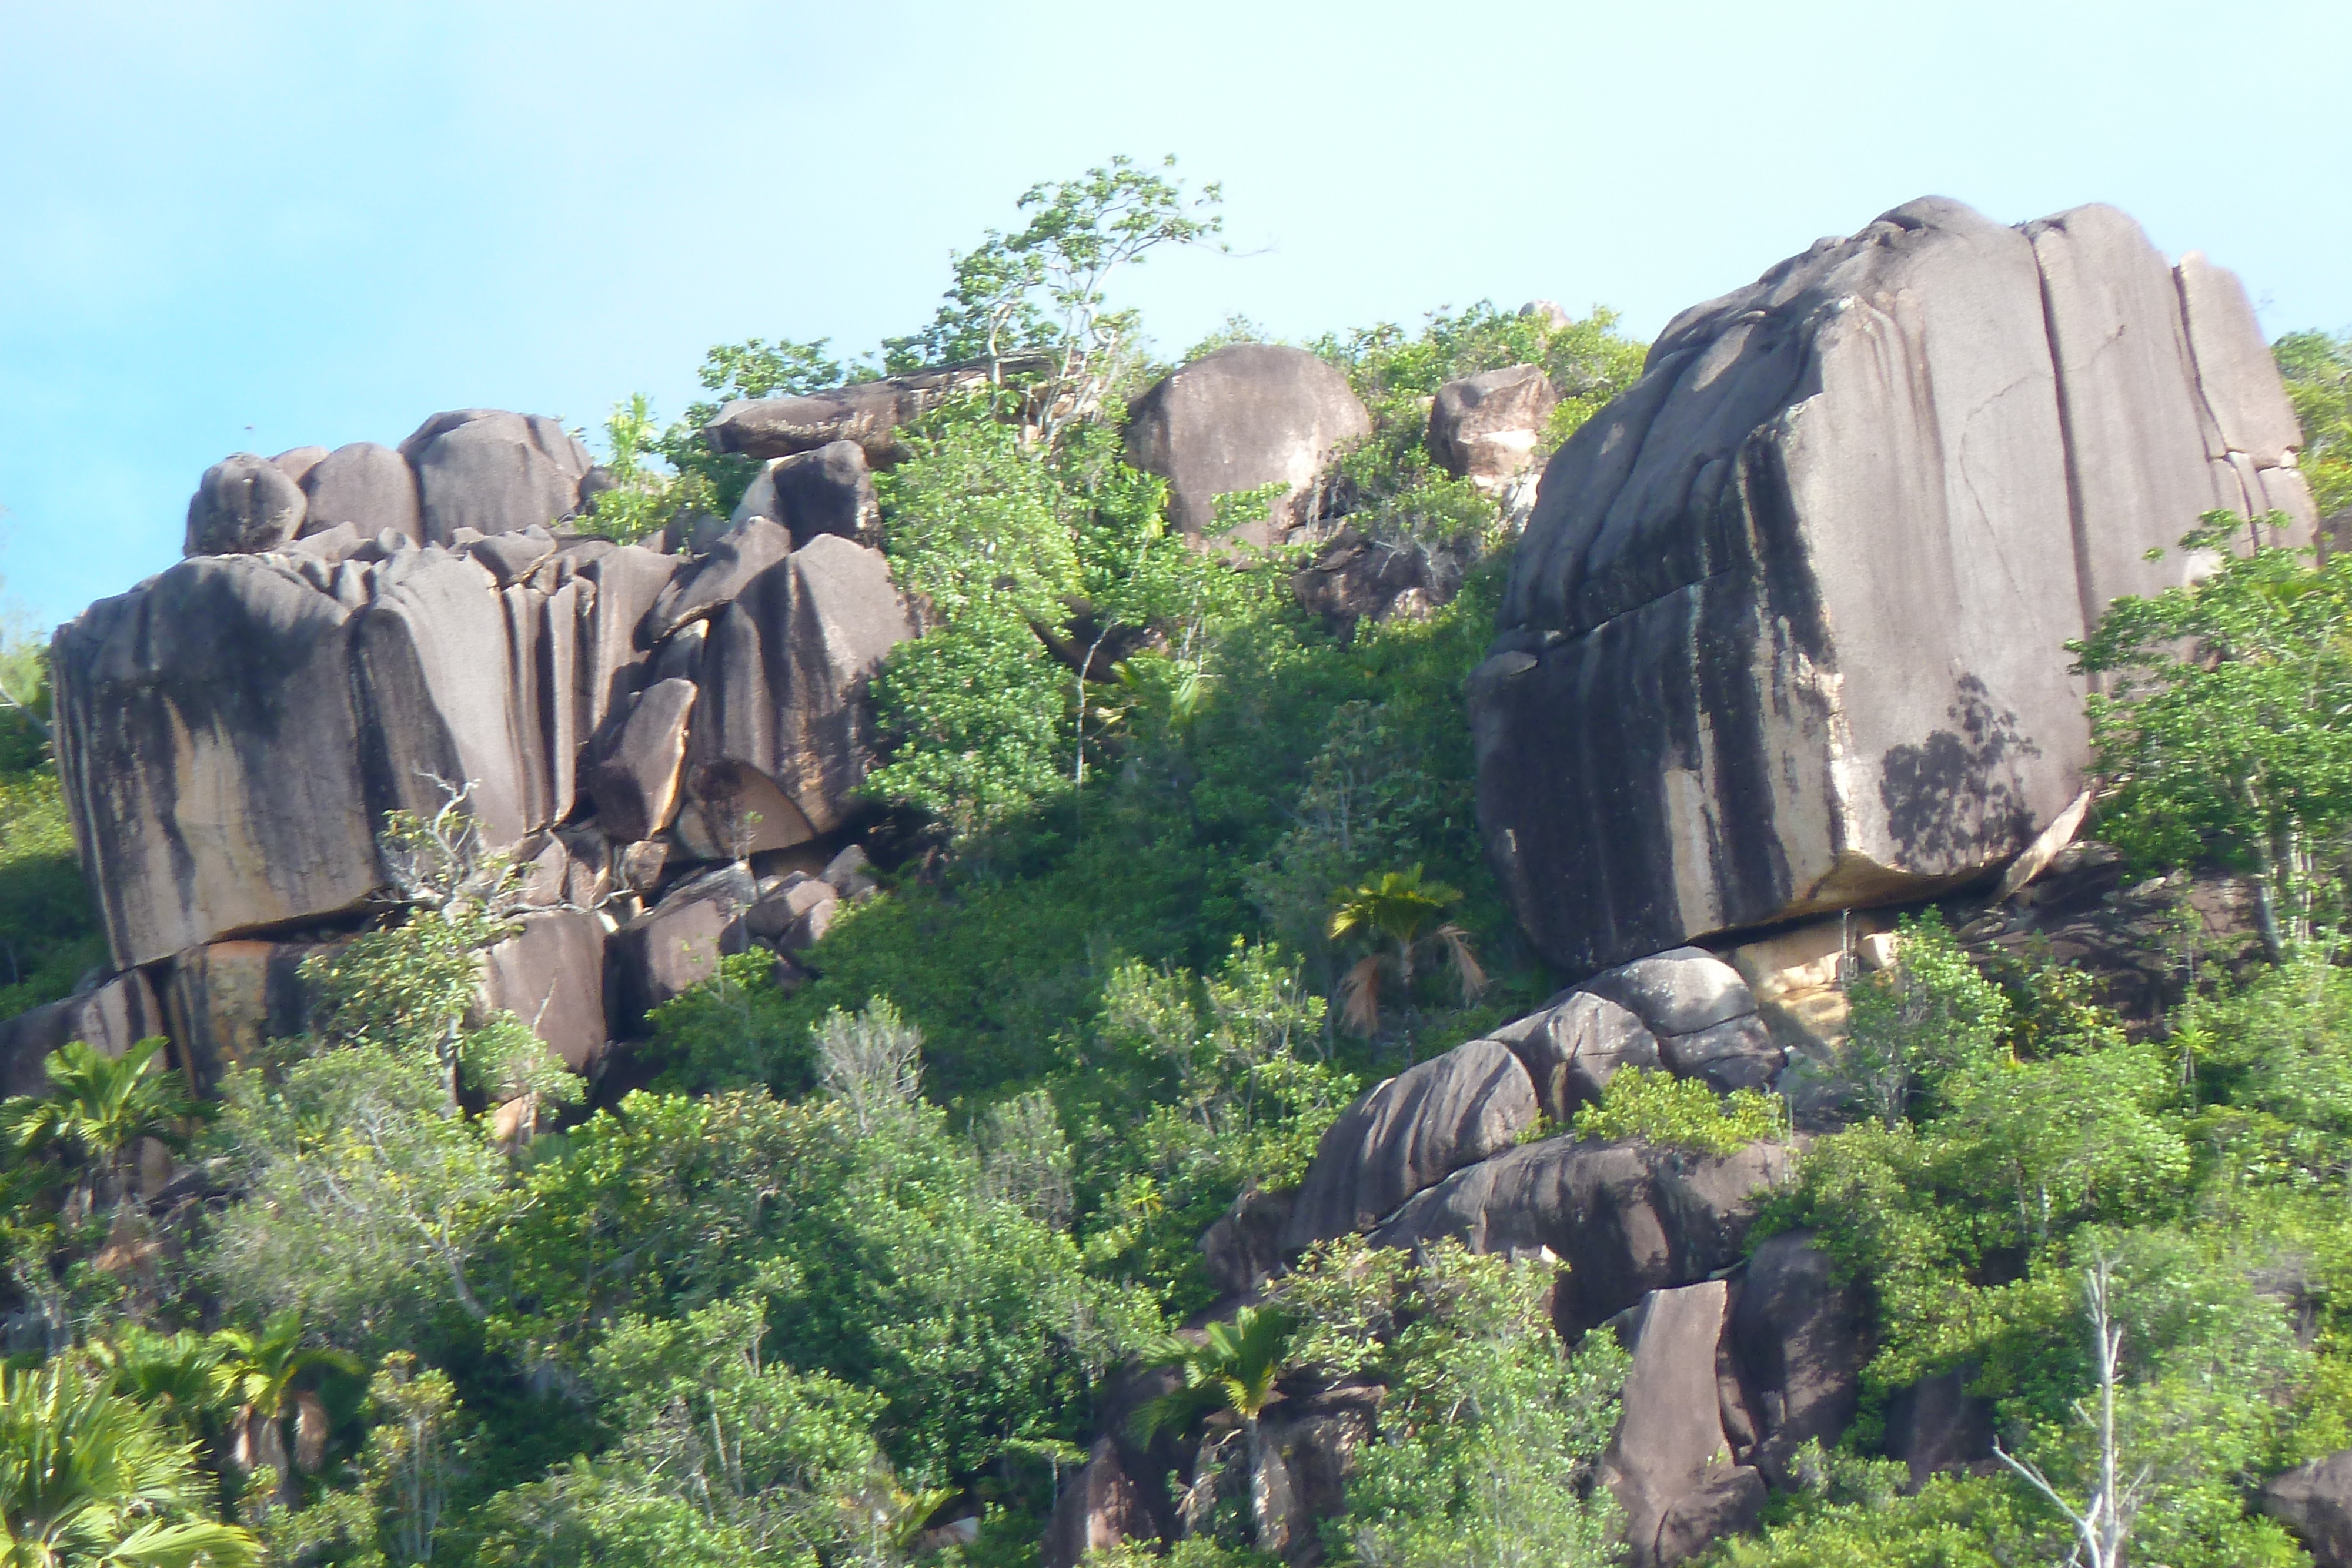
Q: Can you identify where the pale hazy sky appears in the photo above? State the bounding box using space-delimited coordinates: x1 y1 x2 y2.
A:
4 0 2346 628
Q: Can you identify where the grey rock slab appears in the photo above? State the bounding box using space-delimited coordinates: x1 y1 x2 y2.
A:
1602 1280 1742 1568
684 534 913 843
1583 946 1756 1036
1428 363 1557 486
607 864 757 1030
643 516 795 643
270 446 329 485
1474 196 2156 973
1658 1014 1783 1094
186 453 307 556
2261 1450 2352 1567
586 677 698 844
400 410 592 544
704 366 994 466
2177 250 2306 469
481 910 608 1072
2026 205 2238 617
52 556 377 968
770 439 881 548
745 871 835 941
1371 1135 1790 1335
464 526 559 587
1282 1037 1539 1249
1882 1369 1993 1488
1124 344 1371 548
0 972 169 1097
299 442 422 546
1492 990 1661 1119
1729 1231 1867 1486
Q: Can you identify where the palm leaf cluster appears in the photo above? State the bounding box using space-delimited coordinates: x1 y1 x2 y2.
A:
1327 866 1486 1035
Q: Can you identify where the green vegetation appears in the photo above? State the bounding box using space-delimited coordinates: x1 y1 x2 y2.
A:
10 163 2352 1568
2278 327 2351 518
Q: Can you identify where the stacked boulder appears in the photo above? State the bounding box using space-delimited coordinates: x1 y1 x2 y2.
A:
42 410 913 1082
1472 198 2321 975
1145 950 1846 1567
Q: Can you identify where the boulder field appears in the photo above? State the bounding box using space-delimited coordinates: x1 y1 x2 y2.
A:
5 193 2337 1566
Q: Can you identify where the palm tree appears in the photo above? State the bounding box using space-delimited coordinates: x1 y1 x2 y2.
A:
1 1040 209 1219
1132 1306 1301 1553
82 1334 228 1447
1327 867 1487 1035
208 1316 359 1507
0 1362 256 1567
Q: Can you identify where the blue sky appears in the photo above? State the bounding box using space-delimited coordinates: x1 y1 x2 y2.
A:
4 0 2346 630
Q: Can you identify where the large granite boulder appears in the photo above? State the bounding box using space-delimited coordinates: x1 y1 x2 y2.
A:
2263 1450 2352 1567
679 533 914 852
1282 1037 1539 1249
156 938 335 1090
480 911 609 1073
703 366 997 467
399 410 593 544
1124 345 1372 548
1472 198 2320 975
1041 1438 1155 1568
1728 1231 1867 1486
1602 1281 1766 1568
186 454 307 556
607 864 757 1030
733 440 883 549
1427 363 1556 490
1369 1135 1789 1335
585 678 698 845
298 442 423 546
0 972 170 1096
51 537 686 967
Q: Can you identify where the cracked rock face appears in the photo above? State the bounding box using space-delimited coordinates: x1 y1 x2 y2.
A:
1472 197 2319 976
52 520 910 974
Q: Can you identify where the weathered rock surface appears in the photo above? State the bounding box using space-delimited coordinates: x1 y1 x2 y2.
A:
0 972 170 1096
681 533 914 852
186 454 307 556
703 366 997 467
1282 1038 1538 1249
2261 1450 2352 1567
1288 527 1451 634
1124 345 1371 548
1604 1280 1764 1568
1428 363 1556 489
481 911 609 1072
1201 1185 1297 1299
54 511 904 1034
1473 197 2318 974
298 442 422 545
399 410 593 544
1370 1136 1789 1335
1881 1369 1993 1487
1729 1231 1867 1485
158 940 333 1091
734 440 883 548
607 865 756 1029
586 678 698 844
1488 991 1661 1120
1041 1437 1155 1568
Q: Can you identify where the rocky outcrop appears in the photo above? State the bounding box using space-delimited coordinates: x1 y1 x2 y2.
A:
1041 1438 1156 1568
1428 364 1556 491
1603 1281 1766 1568
734 440 883 549
1371 1135 1788 1335
399 410 594 544
298 442 423 544
1489 946 1783 1116
1282 1038 1538 1249
1472 198 2320 975
1288 527 1454 635
0 972 171 1096
703 366 1003 467
2262 1450 2352 1567
186 454 307 556
1124 345 1371 549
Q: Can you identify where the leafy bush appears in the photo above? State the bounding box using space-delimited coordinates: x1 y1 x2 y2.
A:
1569 1068 1782 1155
